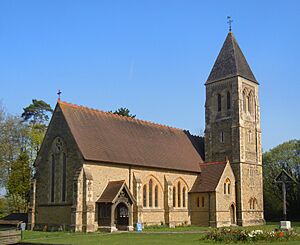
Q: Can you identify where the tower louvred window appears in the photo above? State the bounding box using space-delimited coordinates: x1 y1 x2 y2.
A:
217 94 222 111
227 91 231 109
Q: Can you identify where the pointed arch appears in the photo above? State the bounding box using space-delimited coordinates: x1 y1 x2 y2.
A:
173 177 190 190
248 90 254 114
224 178 231 195
253 198 257 210
249 198 253 210
173 177 188 208
145 174 163 190
142 175 163 208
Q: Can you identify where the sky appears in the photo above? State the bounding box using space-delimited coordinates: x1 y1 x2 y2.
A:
0 0 299 151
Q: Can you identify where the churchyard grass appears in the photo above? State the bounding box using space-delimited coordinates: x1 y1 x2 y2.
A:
22 223 300 245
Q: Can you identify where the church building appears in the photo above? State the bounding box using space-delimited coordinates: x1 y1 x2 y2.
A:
28 31 265 232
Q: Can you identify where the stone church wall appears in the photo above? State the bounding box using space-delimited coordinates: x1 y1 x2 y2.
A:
34 106 84 231
215 163 236 227
83 162 198 229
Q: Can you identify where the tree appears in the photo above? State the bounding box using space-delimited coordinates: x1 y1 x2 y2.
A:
0 103 27 189
111 107 136 118
263 139 300 221
7 151 31 213
0 197 8 218
21 99 53 163
21 99 53 125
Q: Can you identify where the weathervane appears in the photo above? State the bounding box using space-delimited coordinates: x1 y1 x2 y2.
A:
227 16 233 32
57 89 62 102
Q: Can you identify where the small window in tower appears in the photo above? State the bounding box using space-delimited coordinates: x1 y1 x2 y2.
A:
227 92 231 110
248 95 252 114
243 91 247 113
224 183 227 194
248 131 252 143
217 94 222 112
220 131 224 143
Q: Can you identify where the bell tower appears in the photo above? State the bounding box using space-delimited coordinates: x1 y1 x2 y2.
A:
204 32 265 226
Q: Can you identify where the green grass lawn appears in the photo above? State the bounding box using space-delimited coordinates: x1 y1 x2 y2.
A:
21 222 300 245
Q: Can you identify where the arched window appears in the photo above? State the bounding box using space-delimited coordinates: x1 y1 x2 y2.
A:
249 198 253 210
182 187 186 207
253 198 257 210
197 197 200 207
220 131 224 143
51 154 55 203
177 182 181 207
243 91 247 113
149 179 153 207
248 131 252 143
217 94 222 112
227 91 231 109
173 186 176 207
50 137 67 203
247 95 251 114
155 185 158 208
143 185 147 207
62 153 67 202
201 196 205 207
224 178 231 195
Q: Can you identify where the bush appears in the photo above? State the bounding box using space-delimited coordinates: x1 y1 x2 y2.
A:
202 227 299 243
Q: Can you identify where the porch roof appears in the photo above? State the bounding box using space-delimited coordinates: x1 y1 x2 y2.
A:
96 180 136 204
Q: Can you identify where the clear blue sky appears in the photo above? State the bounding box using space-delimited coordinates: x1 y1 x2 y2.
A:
0 0 299 151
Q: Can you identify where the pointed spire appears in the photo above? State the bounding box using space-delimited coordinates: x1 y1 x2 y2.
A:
206 32 258 84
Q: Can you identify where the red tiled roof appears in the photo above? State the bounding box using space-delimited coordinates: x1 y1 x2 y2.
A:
59 101 204 172
190 162 227 192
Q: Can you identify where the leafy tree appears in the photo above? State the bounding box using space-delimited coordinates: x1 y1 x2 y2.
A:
21 99 53 163
263 139 300 221
0 103 27 189
7 151 31 213
0 197 8 218
111 107 136 118
21 99 53 125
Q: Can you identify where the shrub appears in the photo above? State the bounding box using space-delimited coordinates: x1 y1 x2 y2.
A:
202 227 300 243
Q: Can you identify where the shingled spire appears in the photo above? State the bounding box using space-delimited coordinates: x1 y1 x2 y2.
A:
206 32 258 84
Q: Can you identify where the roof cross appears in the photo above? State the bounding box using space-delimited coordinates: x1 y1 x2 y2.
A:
227 16 233 32
57 89 62 102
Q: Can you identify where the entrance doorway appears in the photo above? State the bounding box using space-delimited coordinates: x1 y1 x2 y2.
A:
116 202 129 229
230 204 236 225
